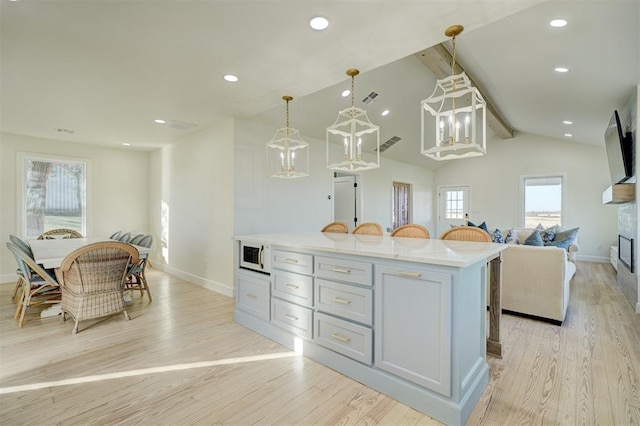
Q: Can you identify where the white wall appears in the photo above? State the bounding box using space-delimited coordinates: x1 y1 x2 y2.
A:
435 132 617 261
148 121 235 296
0 132 149 280
233 118 435 235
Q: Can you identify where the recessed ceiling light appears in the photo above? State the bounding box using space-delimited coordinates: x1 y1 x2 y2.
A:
309 16 329 31
122 142 131 146
381 110 390 116
154 119 166 124
554 67 569 73
564 133 573 137
223 74 238 82
549 19 567 28
341 89 350 97
563 120 573 125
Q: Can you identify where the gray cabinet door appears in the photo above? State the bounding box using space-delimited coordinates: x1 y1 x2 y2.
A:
375 264 452 397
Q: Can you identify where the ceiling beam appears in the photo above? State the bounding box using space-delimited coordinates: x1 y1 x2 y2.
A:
416 44 515 139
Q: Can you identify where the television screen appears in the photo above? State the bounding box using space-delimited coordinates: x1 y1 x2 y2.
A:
604 110 631 184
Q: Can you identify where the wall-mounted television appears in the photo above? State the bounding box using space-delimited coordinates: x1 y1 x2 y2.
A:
605 110 633 184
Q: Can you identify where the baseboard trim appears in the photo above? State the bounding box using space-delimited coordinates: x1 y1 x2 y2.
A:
576 255 609 263
0 274 16 285
154 263 233 297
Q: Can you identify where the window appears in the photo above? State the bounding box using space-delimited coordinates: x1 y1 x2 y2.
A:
392 181 411 229
444 190 465 219
521 175 564 228
19 153 87 238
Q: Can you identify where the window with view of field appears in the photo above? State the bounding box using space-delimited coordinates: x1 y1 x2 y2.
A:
20 155 87 238
522 175 563 228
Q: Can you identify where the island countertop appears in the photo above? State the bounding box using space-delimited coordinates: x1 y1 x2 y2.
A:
234 232 506 268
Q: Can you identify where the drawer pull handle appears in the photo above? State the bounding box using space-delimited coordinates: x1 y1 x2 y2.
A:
246 293 257 299
285 314 299 321
285 258 299 264
396 271 422 278
332 267 351 274
331 333 351 343
332 297 352 305
285 284 299 290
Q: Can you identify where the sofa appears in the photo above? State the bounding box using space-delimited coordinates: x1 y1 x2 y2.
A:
495 227 578 325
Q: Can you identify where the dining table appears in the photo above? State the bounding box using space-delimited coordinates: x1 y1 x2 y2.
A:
29 237 151 269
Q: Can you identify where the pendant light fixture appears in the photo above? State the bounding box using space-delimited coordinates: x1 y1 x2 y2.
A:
326 68 380 172
421 25 487 161
266 95 309 178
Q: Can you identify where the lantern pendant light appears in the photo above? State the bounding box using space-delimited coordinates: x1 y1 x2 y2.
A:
326 68 380 171
266 95 309 178
421 25 487 161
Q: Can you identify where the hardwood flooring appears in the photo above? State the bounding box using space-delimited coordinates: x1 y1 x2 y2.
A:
1 262 638 425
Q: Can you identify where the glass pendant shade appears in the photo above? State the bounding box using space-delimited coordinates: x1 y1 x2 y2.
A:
266 96 309 178
421 25 487 161
326 69 380 172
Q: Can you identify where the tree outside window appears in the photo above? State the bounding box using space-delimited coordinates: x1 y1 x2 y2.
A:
22 155 86 238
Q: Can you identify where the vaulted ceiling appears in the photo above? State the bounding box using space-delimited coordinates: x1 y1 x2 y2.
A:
1 1 638 170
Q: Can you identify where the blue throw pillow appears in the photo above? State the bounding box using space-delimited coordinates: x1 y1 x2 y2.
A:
504 228 519 244
554 227 579 243
467 220 489 232
491 228 504 243
523 231 543 246
541 227 557 244
545 238 572 251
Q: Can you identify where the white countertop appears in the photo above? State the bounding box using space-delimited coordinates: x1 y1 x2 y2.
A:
235 232 506 268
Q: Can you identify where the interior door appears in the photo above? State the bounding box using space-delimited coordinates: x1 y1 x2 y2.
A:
333 175 360 232
437 185 470 237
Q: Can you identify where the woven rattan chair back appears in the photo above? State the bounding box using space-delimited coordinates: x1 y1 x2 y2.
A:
125 234 153 302
57 241 139 334
109 231 122 240
129 234 145 245
321 222 348 233
439 226 491 242
9 235 33 257
138 234 153 248
37 228 83 240
390 224 431 239
352 222 383 236
6 242 60 327
118 232 132 243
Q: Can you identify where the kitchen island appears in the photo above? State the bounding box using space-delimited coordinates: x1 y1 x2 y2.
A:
233 232 505 425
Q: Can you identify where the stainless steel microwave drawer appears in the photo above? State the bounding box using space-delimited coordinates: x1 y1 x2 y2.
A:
314 312 372 365
314 255 372 286
271 249 314 275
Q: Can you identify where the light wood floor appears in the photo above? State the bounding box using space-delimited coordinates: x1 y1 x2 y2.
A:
1 262 639 425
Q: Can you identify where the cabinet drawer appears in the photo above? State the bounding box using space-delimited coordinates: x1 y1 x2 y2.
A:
271 298 313 339
271 250 313 275
315 279 372 325
272 270 313 307
314 312 372 365
315 256 372 286
236 271 270 321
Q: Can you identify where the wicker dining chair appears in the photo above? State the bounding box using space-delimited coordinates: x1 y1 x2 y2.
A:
125 235 153 302
118 232 132 243
6 242 61 327
321 222 348 233
109 231 122 240
390 224 431 239
9 235 34 301
37 228 84 240
57 241 139 334
439 226 491 242
352 222 383 236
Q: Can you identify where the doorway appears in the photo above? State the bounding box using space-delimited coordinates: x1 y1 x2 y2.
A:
333 174 361 232
437 185 470 236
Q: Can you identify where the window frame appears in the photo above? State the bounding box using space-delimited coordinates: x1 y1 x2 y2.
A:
519 173 567 228
17 152 91 239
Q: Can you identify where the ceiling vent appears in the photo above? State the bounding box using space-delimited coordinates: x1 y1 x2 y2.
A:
56 128 75 134
361 91 379 104
165 120 197 130
377 136 402 153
